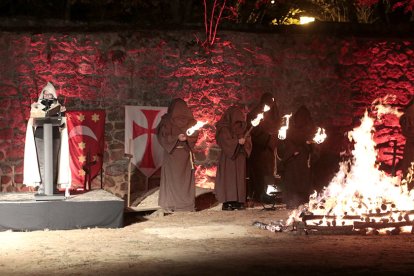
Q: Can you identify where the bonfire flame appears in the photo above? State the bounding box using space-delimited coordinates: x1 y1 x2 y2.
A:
373 104 403 119
287 106 414 234
313 127 327 144
186 121 208 136
371 94 403 119
278 113 292 140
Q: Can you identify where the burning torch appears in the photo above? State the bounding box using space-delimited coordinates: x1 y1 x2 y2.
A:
231 105 270 160
245 104 270 138
277 114 292 140
184 121 207 170
186 121 208 136
312 127 327 144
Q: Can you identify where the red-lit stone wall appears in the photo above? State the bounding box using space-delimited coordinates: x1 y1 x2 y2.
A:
339 38 414 172
0 30 413 198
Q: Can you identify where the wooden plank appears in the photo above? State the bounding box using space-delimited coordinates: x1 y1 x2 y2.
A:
353 221 414 230
302 210 414 222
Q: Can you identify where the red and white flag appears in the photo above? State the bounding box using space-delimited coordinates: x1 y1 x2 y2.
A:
125 106 167 177
66 110 105 190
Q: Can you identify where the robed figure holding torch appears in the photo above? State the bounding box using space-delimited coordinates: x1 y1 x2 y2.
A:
215 106 252 211
247 93 281 203
278 105 321 208
157 98 199 212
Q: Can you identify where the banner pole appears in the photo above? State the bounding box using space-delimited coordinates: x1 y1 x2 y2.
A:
127 138 132 207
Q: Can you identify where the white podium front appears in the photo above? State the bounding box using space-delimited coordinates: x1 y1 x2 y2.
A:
33 117 65 201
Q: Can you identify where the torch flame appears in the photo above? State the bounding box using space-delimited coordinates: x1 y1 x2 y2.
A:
251 113 264 127
278 113 292 140
313 127 327 144
244 104 272 138
186 121 208 136
251 104 271 127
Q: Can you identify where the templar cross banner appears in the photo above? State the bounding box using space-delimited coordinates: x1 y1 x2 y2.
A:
66 110 106 190
125 106 167 177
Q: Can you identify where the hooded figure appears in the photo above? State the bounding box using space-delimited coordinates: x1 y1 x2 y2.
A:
247 93 281 203
215 106 252 210
278 105 319 208
157 98 199 212
400 98 414 190
23 82 71 193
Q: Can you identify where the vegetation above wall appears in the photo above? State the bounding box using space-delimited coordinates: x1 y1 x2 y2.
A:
0 0 413 27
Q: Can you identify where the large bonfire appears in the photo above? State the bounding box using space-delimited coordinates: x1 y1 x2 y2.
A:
285 103 414 234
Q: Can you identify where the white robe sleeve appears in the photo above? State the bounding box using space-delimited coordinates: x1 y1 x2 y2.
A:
23 118 41 186
57 117 71 188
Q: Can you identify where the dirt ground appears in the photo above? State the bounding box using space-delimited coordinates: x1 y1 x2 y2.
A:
1 192 414 276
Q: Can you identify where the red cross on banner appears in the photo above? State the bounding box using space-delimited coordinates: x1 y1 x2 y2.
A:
132 110 158 169
125 106 167 177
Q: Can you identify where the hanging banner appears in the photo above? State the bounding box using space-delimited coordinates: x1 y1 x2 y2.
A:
66 110 105 190
125 106 167 177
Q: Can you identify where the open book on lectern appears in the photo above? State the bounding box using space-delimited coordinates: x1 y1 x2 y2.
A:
46 104 61 117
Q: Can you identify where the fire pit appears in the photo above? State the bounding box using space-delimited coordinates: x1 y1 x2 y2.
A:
291 208 414 235
255 102 414 235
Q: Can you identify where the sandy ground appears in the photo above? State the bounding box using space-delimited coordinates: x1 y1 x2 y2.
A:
1 192 414 276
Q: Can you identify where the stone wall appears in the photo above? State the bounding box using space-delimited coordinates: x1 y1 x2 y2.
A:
1 27 413 199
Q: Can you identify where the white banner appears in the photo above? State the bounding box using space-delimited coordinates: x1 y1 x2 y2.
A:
125 106 167 177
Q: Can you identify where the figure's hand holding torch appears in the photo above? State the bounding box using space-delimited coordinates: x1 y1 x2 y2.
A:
178 133 187 141
278 114 292 140
186 121 208 136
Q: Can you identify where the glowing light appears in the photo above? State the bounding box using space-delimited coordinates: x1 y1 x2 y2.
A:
186 121 208 136
277 113 292 140
287 101 414 234
244 104 272 139
300 16 315 24
251 113 264 127
313 127 327 144
251 104 270 127
373 104 403 119
266 185 280 196
195 166 216 189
